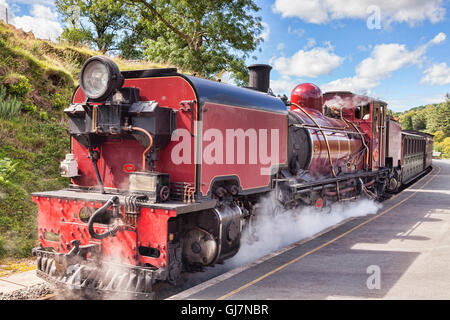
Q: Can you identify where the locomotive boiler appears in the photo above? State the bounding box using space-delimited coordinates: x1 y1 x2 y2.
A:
31 56 432 299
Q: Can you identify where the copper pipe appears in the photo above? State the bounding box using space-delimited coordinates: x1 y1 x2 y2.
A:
324 186 354 196
340 107 350 129
293 123 365 135
291 103 336 178
130 126 153 171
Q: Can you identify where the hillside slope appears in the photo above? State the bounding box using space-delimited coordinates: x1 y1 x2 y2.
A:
0 22 164 259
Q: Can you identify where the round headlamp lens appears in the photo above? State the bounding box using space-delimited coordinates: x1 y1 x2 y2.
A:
79 56 124 101
82 61 110 98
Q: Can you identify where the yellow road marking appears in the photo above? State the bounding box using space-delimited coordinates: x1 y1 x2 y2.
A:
217 166 441 300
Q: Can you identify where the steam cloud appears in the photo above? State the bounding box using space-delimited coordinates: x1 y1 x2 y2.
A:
226 193 382 268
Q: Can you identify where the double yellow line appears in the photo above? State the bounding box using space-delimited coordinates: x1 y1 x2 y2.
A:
217 166 441 300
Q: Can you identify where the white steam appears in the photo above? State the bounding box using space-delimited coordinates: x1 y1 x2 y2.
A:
226 193 381 268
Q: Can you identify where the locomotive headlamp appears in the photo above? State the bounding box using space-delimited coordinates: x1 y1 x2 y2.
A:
79 56 124 101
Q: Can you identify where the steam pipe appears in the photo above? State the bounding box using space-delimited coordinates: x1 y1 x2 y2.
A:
88 196 119 240
123 126 154 171
88 148 105 194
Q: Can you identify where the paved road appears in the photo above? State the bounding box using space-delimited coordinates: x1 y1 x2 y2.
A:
169 160 450 300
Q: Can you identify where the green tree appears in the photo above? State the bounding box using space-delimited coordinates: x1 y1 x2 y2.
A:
427 101 450 136
401 113 413 130
127 0 263 85
412 111 426 130
56 0 128 53
433 130 445 143
60 27 93 47
438 137 450 158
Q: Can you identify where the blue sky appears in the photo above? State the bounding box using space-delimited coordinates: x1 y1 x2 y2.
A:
1 0 450 112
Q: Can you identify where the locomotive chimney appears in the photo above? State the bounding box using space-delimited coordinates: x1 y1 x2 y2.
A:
248 64 272 93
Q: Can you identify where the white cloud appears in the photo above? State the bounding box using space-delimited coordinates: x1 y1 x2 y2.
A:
276 0 328 24
9 3 62 42
421 63 450 85
287 26 305 38
357 44 372 52
356 43 423 80
260 22 270 41
31 4 57 20
322 33 446 93
270 77 300 95
273 0 446 26
304 38 317 50
429 32 446 44
273 45 344 78
8 0 54 6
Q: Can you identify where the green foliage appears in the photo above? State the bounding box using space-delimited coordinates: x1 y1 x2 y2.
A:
56 0 130 53
21 103 37 114
133 0 262 85
433 130 445 143
5 74 32 98
60 27 93 47
52 93 68 110
0 236 6 259
434 137 450 158
39 111 49 121
412 112 426 130
395 99 450 158
56 0 264 84
0 86 21 119
401 113 413 130
0 157 16 184
426 101 450 136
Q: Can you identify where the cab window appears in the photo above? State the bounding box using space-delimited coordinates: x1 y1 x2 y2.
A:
355 103 370 120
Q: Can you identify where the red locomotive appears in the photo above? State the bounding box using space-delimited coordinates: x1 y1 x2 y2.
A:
32 57 433 298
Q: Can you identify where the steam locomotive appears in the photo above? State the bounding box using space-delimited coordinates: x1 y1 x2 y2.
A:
32 56 433 299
